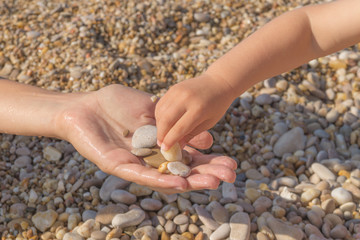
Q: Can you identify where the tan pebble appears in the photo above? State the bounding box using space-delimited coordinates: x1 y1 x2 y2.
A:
245 188 261 202
182 232 194 240
158 162 169 173
122 129 129 137
301 188 320 203
260 225 274 240
161 231 170 240
150 95 158 103
106 228 123 240
131 148 153 157
20 221 29 230
26 228 34 238
143 149 167 168
338 170 350 178
259 183 269 190
58 212 69 222
257 232 270 240
190 214 198 224
161 142 182 161
194 232 203 240
141 234 151 240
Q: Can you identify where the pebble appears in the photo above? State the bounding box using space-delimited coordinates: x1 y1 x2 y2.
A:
274 122 288 135
326 109 339 123
95 205 127 225
26 31 41 39
128 183 153 197
14 155 32 168
190 192 209 205
209 223 230 240
267 217 304 240
194 12 210 22
245 169 263 180
63 233 84 240
255 94 273 105
311 163 336 181
112 208 146 228
195 206 219 231
132 125 157 148
331 187 353 204
99 176 130 201
91 230 107 240
307 210 323 228
31 209 58 232
140 198 163 211
143 148 167 168
222 182 237 202
167 161 191 177
43 146 62 161
110 190 137 204
273 127 305 156
77 219 100 238
82 210 97 221
229 212 250 240
330 224 348 239
131 148 153 157
133 226 158 240
161 143 182 162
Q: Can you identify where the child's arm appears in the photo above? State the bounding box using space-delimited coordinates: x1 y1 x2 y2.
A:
155 0 360 151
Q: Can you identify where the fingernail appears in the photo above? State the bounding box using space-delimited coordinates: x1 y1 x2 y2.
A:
161 143 168 151
157 140 162 147
175 186 184 191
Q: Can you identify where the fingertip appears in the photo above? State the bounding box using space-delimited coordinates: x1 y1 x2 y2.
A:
160 143 169 151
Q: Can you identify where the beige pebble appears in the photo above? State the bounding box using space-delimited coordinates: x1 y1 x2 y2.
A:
161 143 182 162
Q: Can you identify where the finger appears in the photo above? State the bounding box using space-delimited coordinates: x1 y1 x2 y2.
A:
179 119 216 149
98 148 188 190
186 148 238 170
112 163 188 190
186 174 221 190
155 99 185 146
190 163 237 183
186 131 213 149
162 111 201 151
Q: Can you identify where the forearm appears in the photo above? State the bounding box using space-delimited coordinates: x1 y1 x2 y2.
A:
206 0 360 97
0 79 77 138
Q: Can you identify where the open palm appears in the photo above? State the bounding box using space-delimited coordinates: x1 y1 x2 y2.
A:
59 84 236 193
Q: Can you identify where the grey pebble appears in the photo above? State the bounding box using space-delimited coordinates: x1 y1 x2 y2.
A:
194 12 210 22
99 176 130 201
110 190 137 205
131 125 157 148
167 161 191 177
111 208 145 228
131 148 153 157
195 206 219 231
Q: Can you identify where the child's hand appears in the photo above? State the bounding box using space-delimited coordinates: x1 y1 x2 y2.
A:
155 74 236 150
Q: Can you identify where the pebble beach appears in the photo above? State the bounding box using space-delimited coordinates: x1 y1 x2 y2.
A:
1 0 360 240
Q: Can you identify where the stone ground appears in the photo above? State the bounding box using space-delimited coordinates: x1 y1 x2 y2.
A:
1 0 360 239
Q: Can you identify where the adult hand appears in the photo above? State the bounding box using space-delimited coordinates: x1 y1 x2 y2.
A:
58 84 237 193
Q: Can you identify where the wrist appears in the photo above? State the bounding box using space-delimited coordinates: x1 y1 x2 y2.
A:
202 69 238 100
